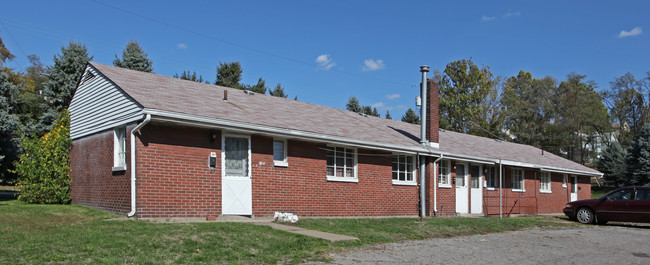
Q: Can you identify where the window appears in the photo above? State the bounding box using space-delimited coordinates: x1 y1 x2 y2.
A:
273 139 288 167
113 127 126 171
540 172 551 193
224 136 250 176
326 146 357 182
607 188 634 201
486 166 497 189
562 174 567 188
456 164 466 187
512 169 525 191
634 188 649 200
392 154 415 185
438 160 451 187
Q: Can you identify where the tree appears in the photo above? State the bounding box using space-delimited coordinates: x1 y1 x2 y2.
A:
602 72 647 148
625 124 650 186
173 70 205 83
113 40 153 73
244 77 267 94
501 71 557 147
215 61 243 89
597 142 627 186
15 55 47 136
269 83 288 98
39 41 91 136
438 59 495 134
0 40 20 184
346 96 361 113
13 111 71 203
401 108 420 124
556 73 610 164
385 110 392 119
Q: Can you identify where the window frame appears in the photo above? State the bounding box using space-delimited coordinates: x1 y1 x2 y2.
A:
392 154 417 186
273 138 288 167
540 171 552 193
325 145 358 183
112 127 127 171
562 174 567 188
438 160 451 188
512 168 525 192
485 166 497 190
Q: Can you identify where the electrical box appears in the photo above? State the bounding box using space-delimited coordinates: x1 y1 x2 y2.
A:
415 96 422 106
209 152 217 169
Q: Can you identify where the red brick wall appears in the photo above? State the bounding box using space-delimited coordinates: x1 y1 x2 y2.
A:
70 125 133 214
135 124 221 218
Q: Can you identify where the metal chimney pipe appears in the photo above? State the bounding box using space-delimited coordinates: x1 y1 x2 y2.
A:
420 65 429 145
419 65 429 220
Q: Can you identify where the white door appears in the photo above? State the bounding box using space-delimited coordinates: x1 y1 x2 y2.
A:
470 165 483 214
222 135 252 215
455 163 469 214
570 175 578 202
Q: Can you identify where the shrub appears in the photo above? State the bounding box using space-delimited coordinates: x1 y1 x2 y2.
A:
13 110 71 203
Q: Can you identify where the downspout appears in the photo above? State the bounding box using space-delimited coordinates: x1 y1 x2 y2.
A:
419 65 429 219
127 114 151 217
499 159 503 219
433 155 443 215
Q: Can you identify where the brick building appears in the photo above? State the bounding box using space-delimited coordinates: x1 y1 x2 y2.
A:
69 62 601 219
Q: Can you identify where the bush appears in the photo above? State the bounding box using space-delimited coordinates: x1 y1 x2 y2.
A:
13 110 71 203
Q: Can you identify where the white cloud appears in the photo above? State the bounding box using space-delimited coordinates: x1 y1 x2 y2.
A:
362 59 385 71
618 26 643 38
396 105 407 109
177 43 188 49
481 15 496 21
315 54 335 70
371 102 385 108
385 94 400 100
503 11 521 18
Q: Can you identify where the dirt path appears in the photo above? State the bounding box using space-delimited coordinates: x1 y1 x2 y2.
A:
307 225 650 265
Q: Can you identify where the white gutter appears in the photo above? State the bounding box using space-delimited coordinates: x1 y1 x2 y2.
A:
432 155 443 214
127 114 151 217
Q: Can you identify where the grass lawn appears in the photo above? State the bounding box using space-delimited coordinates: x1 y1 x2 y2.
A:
0 200 575 264
592 185 617 199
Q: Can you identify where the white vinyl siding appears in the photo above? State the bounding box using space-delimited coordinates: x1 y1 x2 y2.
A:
439 160 451 187
69 66 143 140
540 172 551 193
326 146 357 182
392 154 416 185
512 169 525 192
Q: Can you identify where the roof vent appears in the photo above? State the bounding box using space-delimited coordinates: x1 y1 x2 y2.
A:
243 90 255 95
358 113 368 117
81 71 96 85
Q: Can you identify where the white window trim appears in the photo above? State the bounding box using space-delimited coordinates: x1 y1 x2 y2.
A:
325 145 358 183
562 174 567 188
438 160 452 188
222 134 252 178
273 138 288 167
392 153 417 186
540 172 552 193
485 166 497 190
512 168 525 192
112 127 127 172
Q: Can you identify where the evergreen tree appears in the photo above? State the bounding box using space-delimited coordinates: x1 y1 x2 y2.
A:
346 96 361 113
244 77 267 94
371 107 380 117
362 106 373 116
626 124 650 186
385 110 392 119
597 142 627 186
269 83 288 98
0 43 20 183
173 70 205 83
113 40 153 72
15 55 47 136
401 108 420 124
39 41 91 136
215 61 243 89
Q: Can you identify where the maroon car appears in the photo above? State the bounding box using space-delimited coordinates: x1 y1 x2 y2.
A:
564 186 650 224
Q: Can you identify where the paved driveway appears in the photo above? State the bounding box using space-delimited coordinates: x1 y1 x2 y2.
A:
310 224 650 265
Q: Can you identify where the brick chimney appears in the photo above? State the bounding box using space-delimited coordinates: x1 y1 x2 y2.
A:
425 79 439 147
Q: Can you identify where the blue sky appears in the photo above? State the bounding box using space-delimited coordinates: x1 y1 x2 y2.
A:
2 1 648 117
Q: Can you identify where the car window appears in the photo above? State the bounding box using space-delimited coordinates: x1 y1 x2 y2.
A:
607 189 634 200
635 189 650 200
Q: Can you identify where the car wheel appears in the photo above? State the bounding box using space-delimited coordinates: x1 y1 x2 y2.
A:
576 207 594 224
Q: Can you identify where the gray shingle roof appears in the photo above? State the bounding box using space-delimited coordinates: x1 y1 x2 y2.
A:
89 62 600 175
